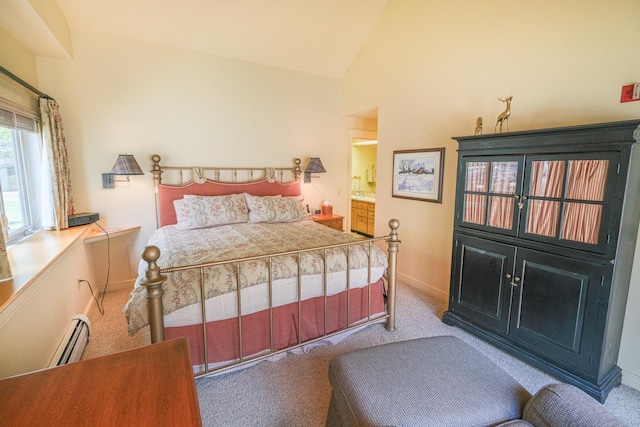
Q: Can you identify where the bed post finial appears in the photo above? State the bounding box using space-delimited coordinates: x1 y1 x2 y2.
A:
385 219 401 332
151 154 163 187
140 245 167 343
293 158 302 181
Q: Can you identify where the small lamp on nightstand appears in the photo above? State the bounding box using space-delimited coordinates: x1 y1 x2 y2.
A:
304 157 326 183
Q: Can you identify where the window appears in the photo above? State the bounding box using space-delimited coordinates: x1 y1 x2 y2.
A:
0 104 43 244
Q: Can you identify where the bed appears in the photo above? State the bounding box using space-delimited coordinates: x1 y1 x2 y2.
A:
124 155 400 377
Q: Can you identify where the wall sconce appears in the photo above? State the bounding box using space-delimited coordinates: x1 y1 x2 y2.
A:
304 157 326 183
102 154 145 188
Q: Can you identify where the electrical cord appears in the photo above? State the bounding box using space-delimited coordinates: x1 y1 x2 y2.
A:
83 222 112 315
80 278 104 315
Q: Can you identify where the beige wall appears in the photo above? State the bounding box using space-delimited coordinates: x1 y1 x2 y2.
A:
35 30 354 268
344 0 640 388
0 26 39 111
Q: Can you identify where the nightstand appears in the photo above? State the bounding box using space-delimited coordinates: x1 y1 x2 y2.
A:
312 214 344 231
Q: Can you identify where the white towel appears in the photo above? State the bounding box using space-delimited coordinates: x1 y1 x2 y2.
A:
367 168 376 183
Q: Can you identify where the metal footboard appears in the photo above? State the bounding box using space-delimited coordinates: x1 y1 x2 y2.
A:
140 219 400 376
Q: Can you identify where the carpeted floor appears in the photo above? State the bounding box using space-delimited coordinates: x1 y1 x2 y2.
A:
83 281 640 426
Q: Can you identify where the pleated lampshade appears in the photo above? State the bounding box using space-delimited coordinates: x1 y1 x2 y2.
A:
110 154 145 175
304 158 326 183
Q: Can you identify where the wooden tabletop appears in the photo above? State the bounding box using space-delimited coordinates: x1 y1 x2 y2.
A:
311 213 344 221
0 338 201 426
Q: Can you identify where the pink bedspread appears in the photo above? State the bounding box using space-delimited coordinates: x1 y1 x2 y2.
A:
167 280 386 370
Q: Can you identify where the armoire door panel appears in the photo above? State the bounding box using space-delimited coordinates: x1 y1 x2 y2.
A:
457 157 524 237
520 152 620 254
515 261 587 350
508 248 606 372
450 234 514 332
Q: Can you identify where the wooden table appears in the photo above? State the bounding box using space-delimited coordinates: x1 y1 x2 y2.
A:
0 338 201 426
312 213 344 231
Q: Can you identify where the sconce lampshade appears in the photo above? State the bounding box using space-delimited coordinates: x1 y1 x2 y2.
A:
110 154 145 175
304 157 326 183
102 154 145 188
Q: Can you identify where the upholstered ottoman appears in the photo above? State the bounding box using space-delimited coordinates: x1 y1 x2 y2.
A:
326 335 531 427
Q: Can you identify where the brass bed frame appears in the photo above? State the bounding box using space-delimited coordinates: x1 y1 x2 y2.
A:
138 154 400 377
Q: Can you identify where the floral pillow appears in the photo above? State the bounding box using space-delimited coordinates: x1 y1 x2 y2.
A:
245 194 308 223
173 193 249 230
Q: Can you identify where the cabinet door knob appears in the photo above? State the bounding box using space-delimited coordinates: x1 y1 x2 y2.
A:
521 195 528 200
506 273 512 279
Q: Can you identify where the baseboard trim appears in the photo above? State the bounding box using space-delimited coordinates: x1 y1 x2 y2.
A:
104 279 135 293
621 368 640 391
397 272 448 303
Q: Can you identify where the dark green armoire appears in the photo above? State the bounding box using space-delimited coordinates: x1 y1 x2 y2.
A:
443 120 640 402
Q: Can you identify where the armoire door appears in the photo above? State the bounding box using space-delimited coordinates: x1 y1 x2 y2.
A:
519 153 620 255
507 247 609 373
456 156 524 237
450 233 514 333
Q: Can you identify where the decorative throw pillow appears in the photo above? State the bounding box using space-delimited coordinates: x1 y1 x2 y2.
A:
245 194 308 223
174 193 249 230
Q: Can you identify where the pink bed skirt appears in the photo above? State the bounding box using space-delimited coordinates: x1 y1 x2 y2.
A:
165 279 385 368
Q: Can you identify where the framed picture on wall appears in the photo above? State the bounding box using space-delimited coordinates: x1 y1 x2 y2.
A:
392 148 445 203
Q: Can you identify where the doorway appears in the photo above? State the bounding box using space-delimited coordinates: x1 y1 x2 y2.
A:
350 130 377 237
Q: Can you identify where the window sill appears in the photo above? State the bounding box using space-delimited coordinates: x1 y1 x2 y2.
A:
0 225 92 313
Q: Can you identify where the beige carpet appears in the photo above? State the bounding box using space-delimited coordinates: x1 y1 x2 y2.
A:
82 283 640 427
81 289 150 360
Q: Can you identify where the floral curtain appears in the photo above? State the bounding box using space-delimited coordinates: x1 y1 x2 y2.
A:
39 97 75 230
0 225 11 281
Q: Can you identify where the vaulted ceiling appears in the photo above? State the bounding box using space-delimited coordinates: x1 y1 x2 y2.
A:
2 0 390 79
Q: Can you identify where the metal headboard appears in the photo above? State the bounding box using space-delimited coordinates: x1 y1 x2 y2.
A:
150 154 302 187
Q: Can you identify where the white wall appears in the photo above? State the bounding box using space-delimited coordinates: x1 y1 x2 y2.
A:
0 228 95 377
36 30 354 275
620 240 640 389
343 0 640 387
0 26 40 124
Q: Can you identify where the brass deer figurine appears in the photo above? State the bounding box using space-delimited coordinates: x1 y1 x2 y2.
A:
475 117 483 135
495 96 512 132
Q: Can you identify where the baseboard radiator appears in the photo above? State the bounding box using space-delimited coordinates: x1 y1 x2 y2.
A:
49 315 91 367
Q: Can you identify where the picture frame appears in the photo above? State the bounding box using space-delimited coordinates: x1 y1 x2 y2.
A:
392 148 445 203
